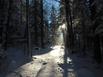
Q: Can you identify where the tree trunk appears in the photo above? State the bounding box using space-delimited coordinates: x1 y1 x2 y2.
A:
0 0 5 47
4 0 13 50
40 0 44 48
64 0 74 49
89 0 102 63
26 0 32 57
20 0 23 25
94 35 102 64
34 0 38 46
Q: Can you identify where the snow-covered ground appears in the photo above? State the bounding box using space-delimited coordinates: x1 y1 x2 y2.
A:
0 45 103 77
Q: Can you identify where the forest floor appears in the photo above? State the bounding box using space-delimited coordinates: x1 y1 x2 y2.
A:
0 45 103 77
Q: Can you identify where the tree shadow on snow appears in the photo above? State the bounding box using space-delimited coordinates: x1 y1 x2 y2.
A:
58 48 77 77
1 47 32 77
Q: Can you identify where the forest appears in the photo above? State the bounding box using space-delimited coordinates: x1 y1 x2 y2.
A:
0 0 103 77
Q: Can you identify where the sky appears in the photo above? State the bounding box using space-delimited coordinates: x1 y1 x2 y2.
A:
45 0 60 9
28 0 60 24
44 0 60 23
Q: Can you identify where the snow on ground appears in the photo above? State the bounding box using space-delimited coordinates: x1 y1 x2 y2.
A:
5 45 64 77
0 45 103 77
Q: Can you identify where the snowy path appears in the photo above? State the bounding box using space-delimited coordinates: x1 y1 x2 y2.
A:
1 45 103 77
6 46 64 77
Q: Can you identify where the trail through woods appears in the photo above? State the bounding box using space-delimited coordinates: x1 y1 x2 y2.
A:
0 45 102 77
